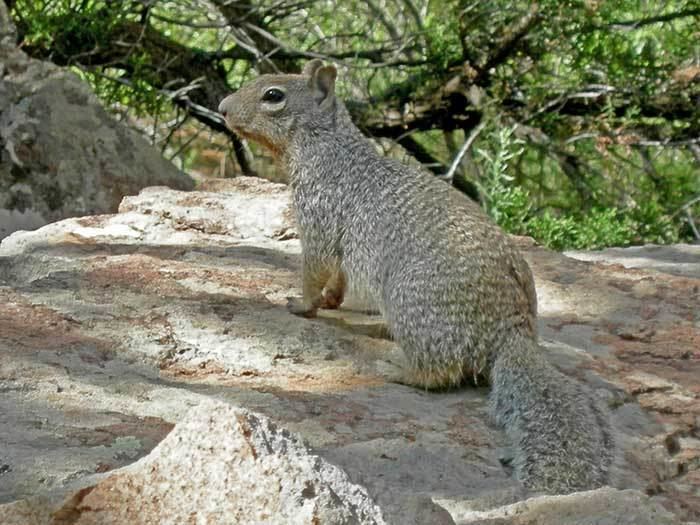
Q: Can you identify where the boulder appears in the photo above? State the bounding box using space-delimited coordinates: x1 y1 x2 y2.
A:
0 402 386 525
0 3 193 241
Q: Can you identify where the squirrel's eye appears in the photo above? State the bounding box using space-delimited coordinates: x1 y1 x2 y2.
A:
262 88 285 103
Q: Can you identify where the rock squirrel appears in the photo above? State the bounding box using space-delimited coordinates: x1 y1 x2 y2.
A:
219 60 613 494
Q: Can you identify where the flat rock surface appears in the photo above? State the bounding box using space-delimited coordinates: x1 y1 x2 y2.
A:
567 244 700 279
0 177 698 524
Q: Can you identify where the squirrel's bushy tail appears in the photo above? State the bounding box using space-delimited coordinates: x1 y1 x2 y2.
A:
489 336 613 494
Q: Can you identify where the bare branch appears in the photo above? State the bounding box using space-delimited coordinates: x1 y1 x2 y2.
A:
445 121 486 181
684 209 700 240
364 0 402 42
474 3 542 85
149 13 231 29
167 93 256 176
401 0 424 31
609 8 700 29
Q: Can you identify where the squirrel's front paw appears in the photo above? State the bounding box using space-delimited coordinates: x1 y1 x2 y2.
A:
286 297 318 318
319 290 343 310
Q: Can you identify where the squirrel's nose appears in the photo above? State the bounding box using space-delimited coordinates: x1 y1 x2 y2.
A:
218 97 230 118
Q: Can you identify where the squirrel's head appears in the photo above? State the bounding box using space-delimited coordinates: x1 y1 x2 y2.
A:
218 60 338 158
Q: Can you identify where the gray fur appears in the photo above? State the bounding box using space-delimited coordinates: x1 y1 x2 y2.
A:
219 62 612 493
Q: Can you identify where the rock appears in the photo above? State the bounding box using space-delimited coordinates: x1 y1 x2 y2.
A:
0 3 193 241
0 2 16 44
0 499 51 525
0 401 386 525
0 177 699 523
440 487 686 525
567 244 700 279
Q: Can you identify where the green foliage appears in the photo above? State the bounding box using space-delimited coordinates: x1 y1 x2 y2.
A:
74 67 169 119
424 9 462 69
474 127 531 234
526 209 635 251
14 1 121 51
474 125 688 250
13 0 168 117
525 204 681 251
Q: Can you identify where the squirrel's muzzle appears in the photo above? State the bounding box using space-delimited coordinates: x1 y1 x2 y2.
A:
218 95 233 120
219 94 244 135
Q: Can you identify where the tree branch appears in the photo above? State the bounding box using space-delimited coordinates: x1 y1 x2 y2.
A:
609 8 700 29
167 92 256 176
445 120 486 181
474 3 541 86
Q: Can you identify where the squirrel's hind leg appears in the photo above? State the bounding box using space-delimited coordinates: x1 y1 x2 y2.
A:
400 360 470 390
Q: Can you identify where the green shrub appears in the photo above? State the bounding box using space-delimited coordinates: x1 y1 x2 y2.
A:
473 126 688 250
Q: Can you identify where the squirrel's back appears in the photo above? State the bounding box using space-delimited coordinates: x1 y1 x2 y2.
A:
291 134 537 382
219 60 612 494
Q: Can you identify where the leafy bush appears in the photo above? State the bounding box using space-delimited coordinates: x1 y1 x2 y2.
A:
474 126 688 250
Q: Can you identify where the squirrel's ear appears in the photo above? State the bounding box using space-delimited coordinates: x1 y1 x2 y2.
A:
302 59 324 77
310 65 337 108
